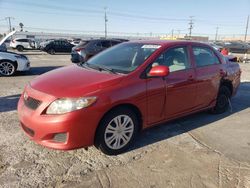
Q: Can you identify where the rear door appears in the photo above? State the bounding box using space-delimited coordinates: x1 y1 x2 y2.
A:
63 41 73 52
22 39 30 48
53 41 61 52
60 41 68 52
191 45 222 108
17 39 29 48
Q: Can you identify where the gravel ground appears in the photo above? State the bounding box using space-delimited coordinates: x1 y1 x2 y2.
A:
0 52 250 188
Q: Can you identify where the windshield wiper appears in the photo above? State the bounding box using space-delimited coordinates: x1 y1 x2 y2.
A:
97 65 118 74
84 63 118 74
80 62 93 70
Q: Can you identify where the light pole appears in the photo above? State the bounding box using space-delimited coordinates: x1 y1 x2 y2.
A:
244 15 249 42
104 7 108 39
215 27 219 41
5 17 14 32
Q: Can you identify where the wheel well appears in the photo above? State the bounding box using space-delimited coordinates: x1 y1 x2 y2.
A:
220 80 233 97
16 45 24 48
0 59 17 69
94 103 143 143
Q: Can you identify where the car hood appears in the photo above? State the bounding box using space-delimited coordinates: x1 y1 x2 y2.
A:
30 65 125 98
0 31 16 45
0 51 27 59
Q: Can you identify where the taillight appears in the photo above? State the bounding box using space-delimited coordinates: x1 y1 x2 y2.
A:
75 48 84 52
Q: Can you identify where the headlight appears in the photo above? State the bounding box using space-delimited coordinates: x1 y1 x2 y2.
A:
15 55 22 59
46 97 97 114
15 55 27 59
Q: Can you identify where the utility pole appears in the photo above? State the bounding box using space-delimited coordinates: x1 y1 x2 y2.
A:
215 27 219 41
5 17 14 32
104 7 108 39
188 16 194 39
171 29 174 39
176 30 181 38
244 15 249 42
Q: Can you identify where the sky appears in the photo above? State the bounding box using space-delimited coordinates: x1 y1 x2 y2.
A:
0 0 249 39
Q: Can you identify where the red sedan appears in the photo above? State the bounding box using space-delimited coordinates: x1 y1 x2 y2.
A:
18 40 241 155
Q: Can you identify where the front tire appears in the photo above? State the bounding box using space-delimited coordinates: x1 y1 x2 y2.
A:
48 48 55 55
211 86 231 114
95 107 139 155
0 61 17 76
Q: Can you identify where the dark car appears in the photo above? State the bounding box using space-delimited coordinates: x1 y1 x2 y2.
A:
223 41 250 53
41 40 74 54
71 39 124 63
0 43 7 52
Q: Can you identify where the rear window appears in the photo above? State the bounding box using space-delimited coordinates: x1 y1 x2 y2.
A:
101 41 111 48
111 41 121 46
77 41 90 47
16 39 28 42
192 46 220 67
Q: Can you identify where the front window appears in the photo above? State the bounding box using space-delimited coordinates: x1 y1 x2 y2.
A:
153 46 190 72
84 43 160 74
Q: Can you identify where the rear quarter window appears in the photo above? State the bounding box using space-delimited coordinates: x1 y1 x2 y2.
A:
111 41 121 46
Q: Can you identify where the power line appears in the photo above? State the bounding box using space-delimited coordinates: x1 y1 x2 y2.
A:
0 3 247 27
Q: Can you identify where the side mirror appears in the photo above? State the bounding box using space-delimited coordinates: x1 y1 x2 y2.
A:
71 52 87 64
148 65 169 77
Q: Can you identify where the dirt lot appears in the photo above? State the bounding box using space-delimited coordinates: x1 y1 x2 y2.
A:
0 52 250 188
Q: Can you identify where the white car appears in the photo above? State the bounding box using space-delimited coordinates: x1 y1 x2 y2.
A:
10 38 37 51
0 51 30 76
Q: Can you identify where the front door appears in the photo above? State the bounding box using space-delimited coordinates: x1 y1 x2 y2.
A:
152 45 197 119
146 76 166 125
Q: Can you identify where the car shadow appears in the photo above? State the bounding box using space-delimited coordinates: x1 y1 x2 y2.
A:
0 94 21 113
130 82 250 152
16 66 62 76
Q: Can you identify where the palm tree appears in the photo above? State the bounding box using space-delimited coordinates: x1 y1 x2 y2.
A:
19 23 24 32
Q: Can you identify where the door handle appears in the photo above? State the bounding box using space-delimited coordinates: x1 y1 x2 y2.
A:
220 69 227 77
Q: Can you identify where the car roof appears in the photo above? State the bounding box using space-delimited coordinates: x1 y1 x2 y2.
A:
89 39 122 42
128 40 209 47
14 38 30 40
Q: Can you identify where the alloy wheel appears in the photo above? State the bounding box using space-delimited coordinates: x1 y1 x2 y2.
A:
0 62 15 76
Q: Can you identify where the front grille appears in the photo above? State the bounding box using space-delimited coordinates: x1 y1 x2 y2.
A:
24 96 42 110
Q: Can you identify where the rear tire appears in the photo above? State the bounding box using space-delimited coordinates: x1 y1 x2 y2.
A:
211 86 231 114
16 45 24 52
95 107 139 155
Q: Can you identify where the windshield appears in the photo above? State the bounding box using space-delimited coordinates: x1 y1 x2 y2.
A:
85 43 160 74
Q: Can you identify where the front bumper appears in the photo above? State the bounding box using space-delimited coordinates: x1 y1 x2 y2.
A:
17 86 102 150
17 58 30 71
